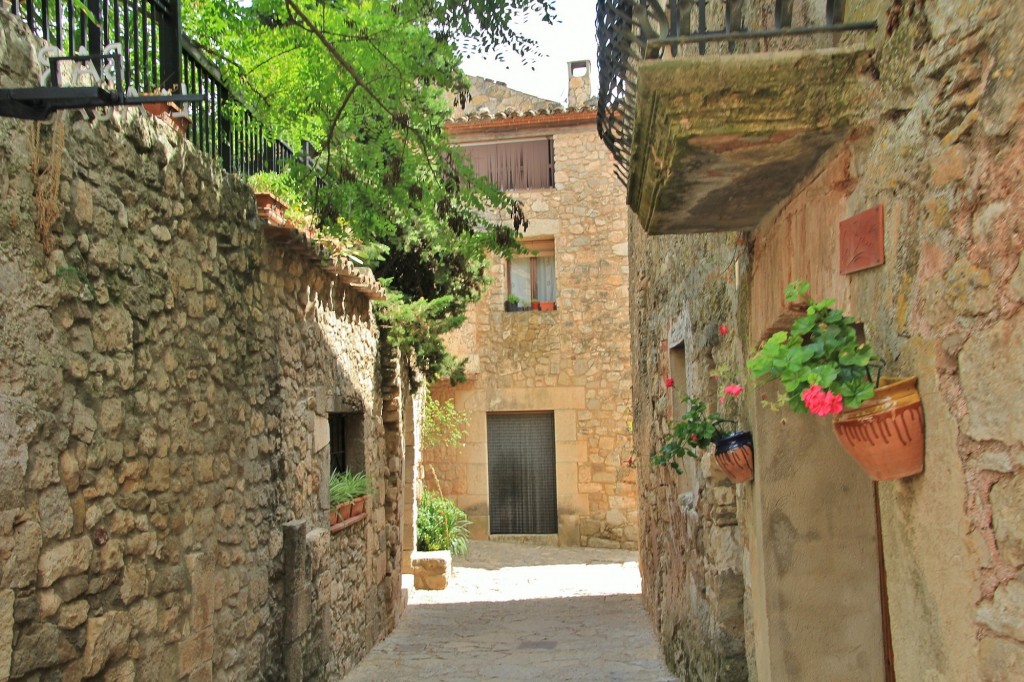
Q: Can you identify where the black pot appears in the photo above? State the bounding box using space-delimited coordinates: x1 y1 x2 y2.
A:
714 431 754 484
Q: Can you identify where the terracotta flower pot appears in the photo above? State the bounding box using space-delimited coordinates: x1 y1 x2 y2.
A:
337 501 354 520
329 508 341 526
350 495 366 517
538 301 556 311
714 431 754 484
832 376 924 481
142 100 191 137
254 192 289 227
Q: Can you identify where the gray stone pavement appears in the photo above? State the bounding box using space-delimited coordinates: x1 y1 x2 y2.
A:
343 540 677 681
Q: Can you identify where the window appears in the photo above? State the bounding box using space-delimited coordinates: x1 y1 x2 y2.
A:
329 412 364 474
669 342 687 420
463 139 554 190
507 238 556 307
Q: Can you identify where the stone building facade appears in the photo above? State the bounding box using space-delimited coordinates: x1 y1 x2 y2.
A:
603 0 1024 679
0 15 412 680
421 65 637 549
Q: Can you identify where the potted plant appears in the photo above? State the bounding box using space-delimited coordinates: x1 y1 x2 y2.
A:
653 378 753 484
537 300 556 311
504 294 523 312
748 281 924 480
247 172 300 228
328 469 369 524
530 298 541 311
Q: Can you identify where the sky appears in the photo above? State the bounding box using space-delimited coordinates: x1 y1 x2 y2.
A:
459 0 600 105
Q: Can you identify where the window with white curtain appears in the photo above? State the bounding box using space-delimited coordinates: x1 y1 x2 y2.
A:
506 238 557 308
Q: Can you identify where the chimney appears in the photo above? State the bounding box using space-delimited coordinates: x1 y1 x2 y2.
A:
567 60 591 109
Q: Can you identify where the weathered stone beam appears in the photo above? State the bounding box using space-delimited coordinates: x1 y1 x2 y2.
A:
629 48 875 235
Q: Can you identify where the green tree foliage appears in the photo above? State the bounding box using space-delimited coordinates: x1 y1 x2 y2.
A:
181 0 556 380
421 392 468 448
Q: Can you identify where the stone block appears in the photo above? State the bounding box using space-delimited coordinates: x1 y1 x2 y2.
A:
178 629 213 677
38 535 92 587
411 550 452 590
0 589 12 680
3 519 41 589
978 636 1024 681
960 317 1024 444
977 579 1024 641
990 476 1024 567
10 622 75 676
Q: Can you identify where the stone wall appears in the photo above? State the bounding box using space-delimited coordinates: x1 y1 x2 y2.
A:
629 227 750 679
0 14 407 680
630 0 1024 679
425 115 636 549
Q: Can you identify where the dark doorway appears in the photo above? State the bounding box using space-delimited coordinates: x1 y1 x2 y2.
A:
487 412 557 534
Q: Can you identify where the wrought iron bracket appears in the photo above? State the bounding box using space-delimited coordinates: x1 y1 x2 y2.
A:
0 53 203 121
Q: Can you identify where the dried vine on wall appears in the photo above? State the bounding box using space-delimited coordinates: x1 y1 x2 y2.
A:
28 114 67 255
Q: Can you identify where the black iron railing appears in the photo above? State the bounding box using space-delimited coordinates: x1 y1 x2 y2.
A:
6 0 292 175
596 0 877 184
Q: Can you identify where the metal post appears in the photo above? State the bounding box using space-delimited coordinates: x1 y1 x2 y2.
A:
87 0 102 73
158 0 181 91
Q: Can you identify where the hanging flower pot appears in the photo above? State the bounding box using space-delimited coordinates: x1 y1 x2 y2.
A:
832 376 924 481
714 431 754 484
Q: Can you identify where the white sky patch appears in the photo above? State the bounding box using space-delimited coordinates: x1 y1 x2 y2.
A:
458 0 599 105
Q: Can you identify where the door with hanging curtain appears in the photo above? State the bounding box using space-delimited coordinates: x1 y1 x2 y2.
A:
486 412 557 534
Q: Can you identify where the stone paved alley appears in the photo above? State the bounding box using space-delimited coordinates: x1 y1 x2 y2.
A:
343 542 676 681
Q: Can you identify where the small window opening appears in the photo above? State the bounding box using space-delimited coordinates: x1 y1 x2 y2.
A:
329 412 364 474
669 342 687 420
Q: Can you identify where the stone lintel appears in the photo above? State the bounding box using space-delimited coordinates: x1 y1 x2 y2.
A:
629 48 873 235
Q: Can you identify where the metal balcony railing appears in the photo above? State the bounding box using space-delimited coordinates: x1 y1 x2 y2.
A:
5 0 293 176
596 0 877 185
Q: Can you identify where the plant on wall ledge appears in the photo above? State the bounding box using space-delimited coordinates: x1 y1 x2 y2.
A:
329 469 370 525
748 280 925 481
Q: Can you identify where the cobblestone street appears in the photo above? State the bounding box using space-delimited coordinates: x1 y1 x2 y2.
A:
344 541 675 681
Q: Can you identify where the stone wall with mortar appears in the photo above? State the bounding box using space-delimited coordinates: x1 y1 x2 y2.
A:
0 14 407 680
630 0 1024 679
424 105 636 549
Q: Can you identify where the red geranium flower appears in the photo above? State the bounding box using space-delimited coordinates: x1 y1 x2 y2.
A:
801 384 844 416
664 376 675 388
723 384 743 397
719 325 729 335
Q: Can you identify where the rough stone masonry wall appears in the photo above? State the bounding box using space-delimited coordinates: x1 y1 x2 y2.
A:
426 123 636 549
629 223 750 679
631 0 1024 679
0 14 405 680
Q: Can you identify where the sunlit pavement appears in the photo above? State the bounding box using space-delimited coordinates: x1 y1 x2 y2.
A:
343 541 676 681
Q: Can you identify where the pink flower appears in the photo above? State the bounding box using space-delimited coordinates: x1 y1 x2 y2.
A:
664 376 675 388
801 385 844 416
723 384 743 397
719 325 729 335
689 434 699 442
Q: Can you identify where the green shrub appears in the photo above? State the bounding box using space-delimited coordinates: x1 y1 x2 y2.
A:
328 470 369 505
416 489 470 556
